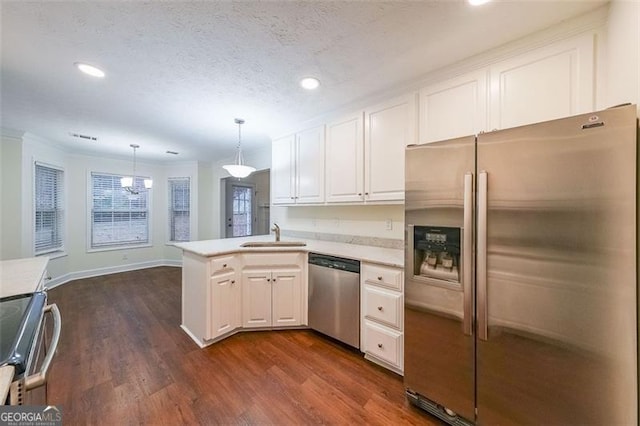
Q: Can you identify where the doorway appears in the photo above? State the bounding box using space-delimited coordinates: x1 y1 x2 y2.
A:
223 169 270 238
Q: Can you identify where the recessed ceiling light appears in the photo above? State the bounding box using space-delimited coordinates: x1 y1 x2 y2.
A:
300 77 320 90
74 62 105 78
468 0 491 5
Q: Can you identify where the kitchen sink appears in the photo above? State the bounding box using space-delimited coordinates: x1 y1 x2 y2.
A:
240 241 307 248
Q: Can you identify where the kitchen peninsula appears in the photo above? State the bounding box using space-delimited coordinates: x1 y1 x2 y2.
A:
176 235 406 373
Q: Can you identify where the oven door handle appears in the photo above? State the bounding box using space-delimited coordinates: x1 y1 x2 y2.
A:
24 303 61 391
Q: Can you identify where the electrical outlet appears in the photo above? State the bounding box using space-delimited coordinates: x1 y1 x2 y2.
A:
385 218 393 230
122 253 128 261
332 217 340 228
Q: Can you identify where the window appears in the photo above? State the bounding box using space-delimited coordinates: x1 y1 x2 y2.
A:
91 173 149 249
34 163 64 255
168 177 190 242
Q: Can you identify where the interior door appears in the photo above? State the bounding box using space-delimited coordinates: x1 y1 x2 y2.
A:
404 135 475 422
476 105 637 425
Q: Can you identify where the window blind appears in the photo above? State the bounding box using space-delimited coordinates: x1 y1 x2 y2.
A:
169 177 190 242
91 173 149 248
34 163 64 254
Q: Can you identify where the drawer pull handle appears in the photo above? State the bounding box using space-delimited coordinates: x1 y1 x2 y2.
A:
377 276 383 281
377 343 383 349
231 280 235 284
377 306 383 311
267 278 271 282
223 263 227 268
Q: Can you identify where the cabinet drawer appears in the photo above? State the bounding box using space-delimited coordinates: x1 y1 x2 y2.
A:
242 252 304 268
363 285 402 329
363 320 403 368
362 263 403 291
210 255 235 275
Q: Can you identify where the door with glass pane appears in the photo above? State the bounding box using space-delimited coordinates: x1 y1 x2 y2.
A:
225 181 256 238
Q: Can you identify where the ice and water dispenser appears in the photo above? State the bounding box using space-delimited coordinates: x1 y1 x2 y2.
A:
412 226 461 284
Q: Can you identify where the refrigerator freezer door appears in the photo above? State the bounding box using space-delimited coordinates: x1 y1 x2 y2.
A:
476 105 637 425
404 135 475 422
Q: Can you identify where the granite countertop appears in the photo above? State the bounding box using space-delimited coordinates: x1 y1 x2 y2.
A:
0 257 49 298
175 235 405 268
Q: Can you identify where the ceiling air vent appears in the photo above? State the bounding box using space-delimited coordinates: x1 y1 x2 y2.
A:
69 132 98 141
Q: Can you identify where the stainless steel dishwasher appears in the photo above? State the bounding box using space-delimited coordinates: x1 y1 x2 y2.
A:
308 253 360 349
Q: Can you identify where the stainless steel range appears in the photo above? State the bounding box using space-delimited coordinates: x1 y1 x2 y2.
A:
0 291 61 405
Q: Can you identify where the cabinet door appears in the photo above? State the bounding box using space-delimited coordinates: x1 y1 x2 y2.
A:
210 270 240 338
363 320 404 370
271 269 302 326
271 134 296 205
419 70 488 143
489 33 594 131
326 112 364 203
296 125 325 204
363 285 403 330
364 93 416 202
242 270 272 327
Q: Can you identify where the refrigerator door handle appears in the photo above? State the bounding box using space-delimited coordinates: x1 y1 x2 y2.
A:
407 224 415 279
463 172 473 336
477 171 488 341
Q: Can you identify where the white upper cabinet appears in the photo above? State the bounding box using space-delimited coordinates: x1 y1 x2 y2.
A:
418 33 595 142
488 33 595 130
296 125 325 204
271 126 325 205
419 70 489 143
364 93 417 202
271 134 296 205
325 112 365 203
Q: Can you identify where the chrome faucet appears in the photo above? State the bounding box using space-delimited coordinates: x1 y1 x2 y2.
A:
271 223 281 242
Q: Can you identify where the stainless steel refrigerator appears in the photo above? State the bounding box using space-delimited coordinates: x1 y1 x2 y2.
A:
404 104 638 425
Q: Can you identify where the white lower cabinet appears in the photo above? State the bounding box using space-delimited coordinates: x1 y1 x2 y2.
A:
210 270 241 338
361 262 404 373
241 269 302 327
241 253 305 328
182 251 306 346
363 320 403 368
363 285 403 329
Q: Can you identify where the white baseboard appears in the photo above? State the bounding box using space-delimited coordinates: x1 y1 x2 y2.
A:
180 324 207 348
45 259 182 289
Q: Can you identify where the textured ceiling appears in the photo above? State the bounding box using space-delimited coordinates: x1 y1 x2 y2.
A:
1 0 607 162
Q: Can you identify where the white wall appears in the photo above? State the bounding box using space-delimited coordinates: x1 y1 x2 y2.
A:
1 131 205 285
197 161 215 240
0 132 24 260
271 204 404 240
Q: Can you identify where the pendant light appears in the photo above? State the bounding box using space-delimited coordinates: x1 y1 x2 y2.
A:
223 118 255 178
121 144 152 194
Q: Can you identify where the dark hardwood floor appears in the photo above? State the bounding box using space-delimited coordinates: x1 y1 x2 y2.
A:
46 267 441 425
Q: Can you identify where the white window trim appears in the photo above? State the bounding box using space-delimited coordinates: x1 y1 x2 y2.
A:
86 170 153 252
167 176 191 243
33 160 66 257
